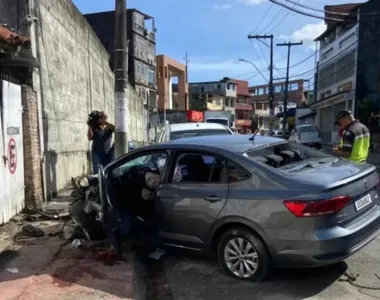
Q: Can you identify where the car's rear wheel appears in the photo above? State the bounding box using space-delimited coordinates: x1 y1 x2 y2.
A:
217 227 271 281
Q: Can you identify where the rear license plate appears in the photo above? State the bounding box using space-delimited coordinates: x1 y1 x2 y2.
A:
355 194 372 211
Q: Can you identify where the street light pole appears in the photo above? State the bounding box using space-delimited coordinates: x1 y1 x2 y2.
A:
114 0 129 158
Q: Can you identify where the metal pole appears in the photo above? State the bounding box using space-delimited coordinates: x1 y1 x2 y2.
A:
247 34 275 135
114 0 128 158
277 41 303 136
268 35 274 136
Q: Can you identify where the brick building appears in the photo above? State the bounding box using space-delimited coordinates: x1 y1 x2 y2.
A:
249 79 305 131
230 79 253 130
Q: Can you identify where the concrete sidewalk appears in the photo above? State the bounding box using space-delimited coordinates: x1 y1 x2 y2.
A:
0 239 135 300
0 216 136 300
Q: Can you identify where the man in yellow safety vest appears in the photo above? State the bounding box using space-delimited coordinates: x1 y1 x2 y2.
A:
333 109 370 162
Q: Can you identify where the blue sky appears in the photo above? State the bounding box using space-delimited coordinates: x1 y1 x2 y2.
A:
73 0 365 86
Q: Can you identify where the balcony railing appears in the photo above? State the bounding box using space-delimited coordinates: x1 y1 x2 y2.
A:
132 23 155 42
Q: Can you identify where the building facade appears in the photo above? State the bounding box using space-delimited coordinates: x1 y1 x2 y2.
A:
156 55 188 110
85 9 157 109
249 79 305 131
189 77 237 124
231 79 253 130
311 3 360 145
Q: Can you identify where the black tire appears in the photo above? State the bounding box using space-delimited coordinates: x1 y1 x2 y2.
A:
68 199 106 241
217 227 272 282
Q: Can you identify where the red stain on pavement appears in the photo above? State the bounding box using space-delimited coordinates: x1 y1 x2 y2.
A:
88 248 122 266
52 264 106 287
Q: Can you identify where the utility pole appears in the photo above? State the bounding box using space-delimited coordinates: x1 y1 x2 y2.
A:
276 41 303 136
248 34 274 135
114 0 128 158
183 52 190 110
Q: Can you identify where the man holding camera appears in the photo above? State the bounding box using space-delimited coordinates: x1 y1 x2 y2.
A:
87 111 115 174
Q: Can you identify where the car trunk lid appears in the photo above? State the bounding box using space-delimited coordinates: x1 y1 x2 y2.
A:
282 160 378 223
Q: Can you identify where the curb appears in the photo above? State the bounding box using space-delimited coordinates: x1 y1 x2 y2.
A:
0 240 12 255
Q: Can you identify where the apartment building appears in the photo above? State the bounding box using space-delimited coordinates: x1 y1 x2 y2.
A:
311 3 360 145
189 77 237 124
156 55 188 110
231 79 253 130
249 79 305 131
85 9 157 109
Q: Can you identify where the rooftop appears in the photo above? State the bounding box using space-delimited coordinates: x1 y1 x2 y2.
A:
0 25 30 49
314 3 361 42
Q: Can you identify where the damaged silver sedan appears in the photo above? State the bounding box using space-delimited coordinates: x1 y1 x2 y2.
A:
69 135 380 282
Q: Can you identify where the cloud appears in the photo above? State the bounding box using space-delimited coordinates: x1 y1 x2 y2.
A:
213 4 232 10
237 0 266 6
279 22 326 49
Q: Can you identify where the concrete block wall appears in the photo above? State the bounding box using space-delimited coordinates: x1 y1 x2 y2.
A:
34 0 146 197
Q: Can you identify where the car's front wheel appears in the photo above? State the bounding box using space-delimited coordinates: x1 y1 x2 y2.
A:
217 227 271 281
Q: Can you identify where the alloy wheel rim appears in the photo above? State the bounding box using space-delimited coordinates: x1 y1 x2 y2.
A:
224 237 259 278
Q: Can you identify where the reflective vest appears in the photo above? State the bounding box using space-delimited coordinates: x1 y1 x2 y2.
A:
339 121 370 162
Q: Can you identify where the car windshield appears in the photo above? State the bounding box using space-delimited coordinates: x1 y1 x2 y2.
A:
243 142 336 173
170 129 230 140
206 119 229 126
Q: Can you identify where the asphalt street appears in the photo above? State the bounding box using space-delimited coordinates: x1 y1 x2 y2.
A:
158 234 380 300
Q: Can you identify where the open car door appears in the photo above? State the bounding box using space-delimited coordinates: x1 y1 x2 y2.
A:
92 165 125 256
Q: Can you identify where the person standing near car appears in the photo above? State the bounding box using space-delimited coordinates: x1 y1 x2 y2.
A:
333 109 370 162
87 111 115 174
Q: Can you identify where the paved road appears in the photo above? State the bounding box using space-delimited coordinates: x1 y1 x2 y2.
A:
160 235 380 300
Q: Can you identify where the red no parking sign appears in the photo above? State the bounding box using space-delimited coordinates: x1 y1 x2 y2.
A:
7 138 17 174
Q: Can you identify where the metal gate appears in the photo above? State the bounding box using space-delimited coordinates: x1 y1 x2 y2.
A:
0 80 24 225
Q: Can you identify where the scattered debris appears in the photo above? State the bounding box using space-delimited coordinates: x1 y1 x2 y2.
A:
6 267 19 274
62 220 77 240
21 224 44 237
71 239 82 248
148 248 165 260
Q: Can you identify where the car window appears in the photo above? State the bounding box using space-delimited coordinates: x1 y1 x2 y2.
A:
226 160 251 182
170 153 227 183
244 142 333 172
170 129 231 140
111 151 168 176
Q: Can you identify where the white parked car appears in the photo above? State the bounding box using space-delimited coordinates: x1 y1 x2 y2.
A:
154 122 234 143
288 124 322 149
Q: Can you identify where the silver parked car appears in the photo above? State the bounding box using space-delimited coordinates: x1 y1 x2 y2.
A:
70 134 380 281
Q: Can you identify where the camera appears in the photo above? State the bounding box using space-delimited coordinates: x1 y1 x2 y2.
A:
87 110 101 130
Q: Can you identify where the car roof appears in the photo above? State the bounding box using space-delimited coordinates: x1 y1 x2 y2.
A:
169 122 228 132
161 134 286 153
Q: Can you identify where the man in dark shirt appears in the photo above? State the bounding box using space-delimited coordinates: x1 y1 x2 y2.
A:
87 111 115 174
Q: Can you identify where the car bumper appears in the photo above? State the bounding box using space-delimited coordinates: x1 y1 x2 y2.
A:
272 203 380 268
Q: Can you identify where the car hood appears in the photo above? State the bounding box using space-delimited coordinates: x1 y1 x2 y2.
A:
281 159 375 186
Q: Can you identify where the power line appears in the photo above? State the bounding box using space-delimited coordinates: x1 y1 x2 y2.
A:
260 6 284 33
277 41 303 134
277 49 318 70
266 0 299 33
251 3 274 34
269 0 380 22
283 0 380 17
277 39 358 80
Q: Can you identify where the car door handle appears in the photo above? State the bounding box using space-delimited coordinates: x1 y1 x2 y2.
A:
204 195 221 203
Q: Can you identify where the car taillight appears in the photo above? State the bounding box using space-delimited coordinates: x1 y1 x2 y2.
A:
283 196 351 217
